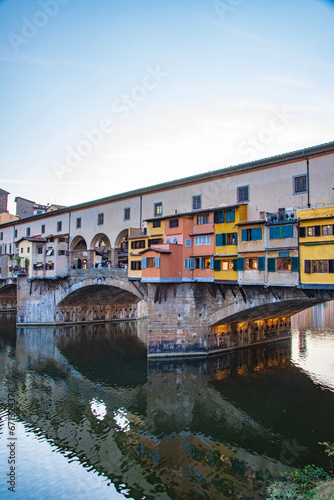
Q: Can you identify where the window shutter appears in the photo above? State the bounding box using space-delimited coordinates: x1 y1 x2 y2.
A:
251 227 262 240
258 256 265 271
329 260 334 273
291 257 299 272
226 210 235 223
199 258 204 269
222 233 226 246
242 229 248 241
299 226 306 238
214 259 221 271
237 257 245 271
155 257 160 268
173 237 178 244
269 227 276 239
233 259 238 271
267 258 276 272
210 257 214 269
185 239 192 248
190 258 196 270
286 225 294 238
184 259 189 269
214 210 224 224
304 260 311 274
166 238 171 243
141 257 147 269
216 233 223 246
314 225 321 237
234 232 238 245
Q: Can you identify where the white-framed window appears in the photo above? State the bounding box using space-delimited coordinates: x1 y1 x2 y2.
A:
195 235 211 246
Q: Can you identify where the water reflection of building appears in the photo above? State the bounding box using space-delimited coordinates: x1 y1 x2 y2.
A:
1 320 334 499
292 300 334 331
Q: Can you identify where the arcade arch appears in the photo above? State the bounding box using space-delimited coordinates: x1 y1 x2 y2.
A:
70 236 88 269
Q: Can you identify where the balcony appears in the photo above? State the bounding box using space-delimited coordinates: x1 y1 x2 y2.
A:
266 210 297 225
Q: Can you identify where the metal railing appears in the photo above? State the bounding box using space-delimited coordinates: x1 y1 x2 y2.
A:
266 210 297 224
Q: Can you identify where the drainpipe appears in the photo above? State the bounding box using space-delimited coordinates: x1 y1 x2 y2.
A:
67 211 71 274
139 195 143 229
303 152 311 208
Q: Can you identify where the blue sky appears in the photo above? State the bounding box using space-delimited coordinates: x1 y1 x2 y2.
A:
0 0 334 213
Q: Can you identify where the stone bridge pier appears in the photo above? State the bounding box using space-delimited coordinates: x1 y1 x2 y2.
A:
146 282 333 357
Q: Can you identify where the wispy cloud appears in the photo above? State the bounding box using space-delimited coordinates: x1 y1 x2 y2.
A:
0 179 107 186
0 52 101 70
296 30 334 49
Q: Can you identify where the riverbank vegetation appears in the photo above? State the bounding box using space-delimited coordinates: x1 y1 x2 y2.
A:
266 443 334 499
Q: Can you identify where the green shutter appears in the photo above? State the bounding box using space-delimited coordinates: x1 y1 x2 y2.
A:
237 257 245 271
233 259 238 271
269 227 276 239
242 229 248 241
226 209 235 223
304 260 311 274
267 258 276 272
234 232 238 245
291 257 299 272
216 233 223 246
214 259 221 271
252 227 262 240
258 256 265 271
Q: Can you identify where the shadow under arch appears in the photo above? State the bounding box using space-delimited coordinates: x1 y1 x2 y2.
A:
0 283 17 310
55 281 143 324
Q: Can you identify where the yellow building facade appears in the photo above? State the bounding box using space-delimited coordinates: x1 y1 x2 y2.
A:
214 204 247 283
298 206 334 287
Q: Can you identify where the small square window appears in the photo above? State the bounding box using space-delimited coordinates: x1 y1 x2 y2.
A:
293 174 307 194
192 195 202 210
237 185 249 203
97 213 104 225
124 208 131 220
169 219 179 228
152 220 161 228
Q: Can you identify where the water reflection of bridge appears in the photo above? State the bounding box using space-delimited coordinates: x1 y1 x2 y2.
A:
1 317 334 498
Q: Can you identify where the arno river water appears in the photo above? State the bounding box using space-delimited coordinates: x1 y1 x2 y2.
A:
0 303 334 500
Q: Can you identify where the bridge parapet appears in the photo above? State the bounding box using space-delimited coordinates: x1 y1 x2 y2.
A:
69 268 128 281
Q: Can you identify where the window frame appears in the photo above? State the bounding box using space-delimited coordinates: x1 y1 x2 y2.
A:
154 202 163 217
293 174 308 194
192 195 202 210
237 185 250 203
124 207 131 221
97 213 104 225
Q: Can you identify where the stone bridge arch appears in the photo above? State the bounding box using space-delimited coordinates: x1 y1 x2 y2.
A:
0 283 17 311
55 277 148 324
208 285 332 328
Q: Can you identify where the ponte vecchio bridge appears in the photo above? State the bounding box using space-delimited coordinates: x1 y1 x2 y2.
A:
0 141 333 356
